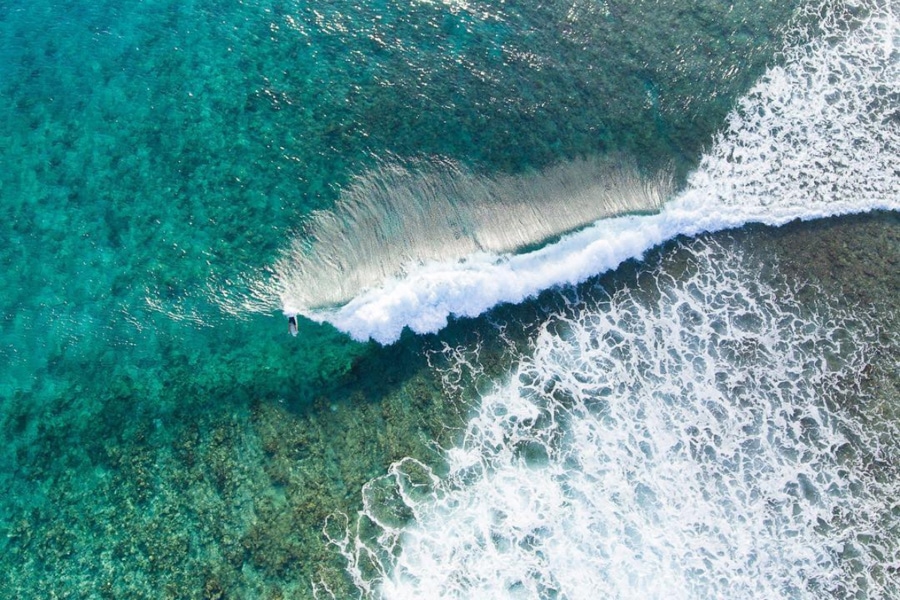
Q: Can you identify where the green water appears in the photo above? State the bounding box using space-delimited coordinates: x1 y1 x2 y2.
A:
4 0 894 597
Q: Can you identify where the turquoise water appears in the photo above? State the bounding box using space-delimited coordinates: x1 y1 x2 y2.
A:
1 0 898 598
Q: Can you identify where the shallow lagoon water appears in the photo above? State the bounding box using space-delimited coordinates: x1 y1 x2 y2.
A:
1 0 898 598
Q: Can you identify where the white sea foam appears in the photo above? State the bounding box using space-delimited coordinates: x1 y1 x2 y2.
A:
324 239 899 599
282 0 898 344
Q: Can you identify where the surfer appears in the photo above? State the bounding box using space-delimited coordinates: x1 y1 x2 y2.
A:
288 315 298 337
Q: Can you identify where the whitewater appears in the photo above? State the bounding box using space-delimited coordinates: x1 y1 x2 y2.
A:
261 0 898 344
323 235 898 599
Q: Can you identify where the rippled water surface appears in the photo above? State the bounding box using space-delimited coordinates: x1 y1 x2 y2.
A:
0 0 897 598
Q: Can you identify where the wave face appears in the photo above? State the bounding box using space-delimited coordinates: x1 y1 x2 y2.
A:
272 157 672 311
327 239 899 599
262 0 898 344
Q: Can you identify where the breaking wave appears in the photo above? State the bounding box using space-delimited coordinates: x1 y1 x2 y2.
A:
272 156 671 311
249 0 897 344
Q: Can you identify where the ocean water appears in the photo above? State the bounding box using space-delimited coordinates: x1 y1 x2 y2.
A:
0 0 897 599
